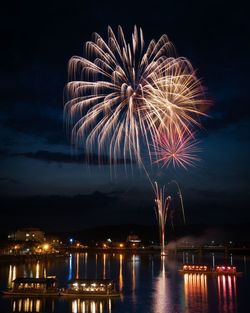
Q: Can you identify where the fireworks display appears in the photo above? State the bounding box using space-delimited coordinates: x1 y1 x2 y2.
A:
65 26 175 164
64 26 208 167
153 129 200 169
65 26 210 252
154 182 171 255
144 57 208 140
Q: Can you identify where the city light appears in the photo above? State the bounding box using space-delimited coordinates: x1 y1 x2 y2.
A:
43 244 49 251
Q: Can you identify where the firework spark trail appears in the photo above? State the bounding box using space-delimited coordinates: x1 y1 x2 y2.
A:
171 180 186 224
154 182 171 255
64 26 208 167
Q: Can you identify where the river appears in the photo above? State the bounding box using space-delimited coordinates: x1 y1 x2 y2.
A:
0 252 249 312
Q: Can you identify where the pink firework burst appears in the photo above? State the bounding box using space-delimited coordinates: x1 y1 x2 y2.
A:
154 130 201 169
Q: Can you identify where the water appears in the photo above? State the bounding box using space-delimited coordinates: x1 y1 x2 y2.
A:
0 252 249 312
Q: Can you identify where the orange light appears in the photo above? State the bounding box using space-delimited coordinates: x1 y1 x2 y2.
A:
43 244 49 251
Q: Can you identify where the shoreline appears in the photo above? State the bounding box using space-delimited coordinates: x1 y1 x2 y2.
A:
1 246 250 263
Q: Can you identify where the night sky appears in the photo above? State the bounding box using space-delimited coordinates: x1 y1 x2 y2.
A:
1 0 250 231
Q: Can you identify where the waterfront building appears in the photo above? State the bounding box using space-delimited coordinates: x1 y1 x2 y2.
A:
126 235 141 248
8 228 45 242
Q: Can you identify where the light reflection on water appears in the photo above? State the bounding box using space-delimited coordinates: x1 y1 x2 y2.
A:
71 298 112 313
184 273 208 312
10 298 111 313
153 256 172 313
217 275 237 313
119 254 123 292
103 254 106 280
1 253 249 313
12 298 43 312
68 254 73 281
8 265 16 289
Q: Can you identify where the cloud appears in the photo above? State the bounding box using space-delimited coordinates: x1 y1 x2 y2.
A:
0 177 20 184
1 110 66 145
0 149 10 158
0 190 154 231
13 150 134 165
203 95 250 132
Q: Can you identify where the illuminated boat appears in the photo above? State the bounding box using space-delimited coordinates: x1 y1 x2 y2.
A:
215 265 239 275
60 279 120 298
2 276 59 296
180 264 242 275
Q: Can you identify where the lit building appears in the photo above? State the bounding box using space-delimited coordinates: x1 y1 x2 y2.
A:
126 235 141 248
112 242 125 249
45 235 63 247
8 228 45 242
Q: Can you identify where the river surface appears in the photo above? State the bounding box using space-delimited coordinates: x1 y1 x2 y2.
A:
0 252 249 313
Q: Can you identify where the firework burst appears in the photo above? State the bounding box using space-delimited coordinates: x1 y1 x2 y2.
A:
65 25 176 165
64 26 208 166
153 129 200 169
144 57 209 140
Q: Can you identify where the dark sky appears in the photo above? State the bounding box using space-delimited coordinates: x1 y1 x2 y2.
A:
1 0 250 231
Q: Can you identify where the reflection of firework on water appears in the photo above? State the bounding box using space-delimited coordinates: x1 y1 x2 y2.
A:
153 129 201 170
154 182 171 255
65 25 176 165
65 26 209 166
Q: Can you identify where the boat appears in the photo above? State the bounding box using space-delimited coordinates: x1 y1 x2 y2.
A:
179 264 242 276
60 279 120 298
2 276 60 297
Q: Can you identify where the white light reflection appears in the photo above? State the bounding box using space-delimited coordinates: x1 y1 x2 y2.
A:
81 301 86 313
153 256 172 313
72 299 78 313
108 298 112 313
8 265 12 288
130 254 140 304
91 301 96 313
12 298 42 312
69 299 109 313
36 262 39 278
84 252 88 279
8 264 17 289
